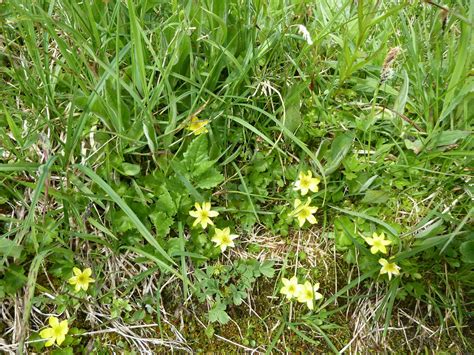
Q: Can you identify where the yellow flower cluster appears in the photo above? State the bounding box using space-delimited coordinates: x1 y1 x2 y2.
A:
364 232 401 280
280 276 323 310
186 116 209 136
189 202 238 253
39 266 96 347
291 170 320 228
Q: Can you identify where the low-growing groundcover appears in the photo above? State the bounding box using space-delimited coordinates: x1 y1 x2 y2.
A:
1 0 473 353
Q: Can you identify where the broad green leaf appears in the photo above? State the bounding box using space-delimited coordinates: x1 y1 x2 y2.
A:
361 190 390 204
330 205 398 236
404 139 423 154
334 216 356 249
460 240 474 263
3 106 23 146
120 162 141 176
325 133 353 175
284 105 301 132
393 70 409 114
428 130 470 150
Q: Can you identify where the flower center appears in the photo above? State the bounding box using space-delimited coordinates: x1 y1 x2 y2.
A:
78 275 87 283
199 211 209 219
305 290 313 299
373 240 383 249
53 327 63 337
300 177 311 188
299 208 311 218
288 285 296 293
221 235 231 245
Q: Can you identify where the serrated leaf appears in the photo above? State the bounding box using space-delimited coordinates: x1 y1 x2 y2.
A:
230 285 247 305
259 261 275 278
192 160 216 177
208 302 230 324
205 325 215 338
111 210 135 233
0 238 23 259
195 168 224 189
2 265 26 295
156 186 176 215
149 211 173 237
183 135 208 168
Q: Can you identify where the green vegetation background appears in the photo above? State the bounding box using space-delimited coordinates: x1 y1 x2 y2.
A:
0 0 472 352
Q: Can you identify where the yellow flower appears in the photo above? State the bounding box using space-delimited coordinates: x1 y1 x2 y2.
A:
296 281 323 310
365 232 392 254
189 202 219 229
280 276 301 300
211 227 238 252
186 116 209 136
68 267 95 292
378 258 401 280
39 317 69 347
291 198 318 227
294 170 320 196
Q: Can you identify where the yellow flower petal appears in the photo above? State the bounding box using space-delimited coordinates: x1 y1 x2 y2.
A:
208 210 219 217
298 216 306 227
48 317 59 327
68 276 78 285
307 215 317 224
56 334 66 346
59 320 69 331
39 328 53 339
